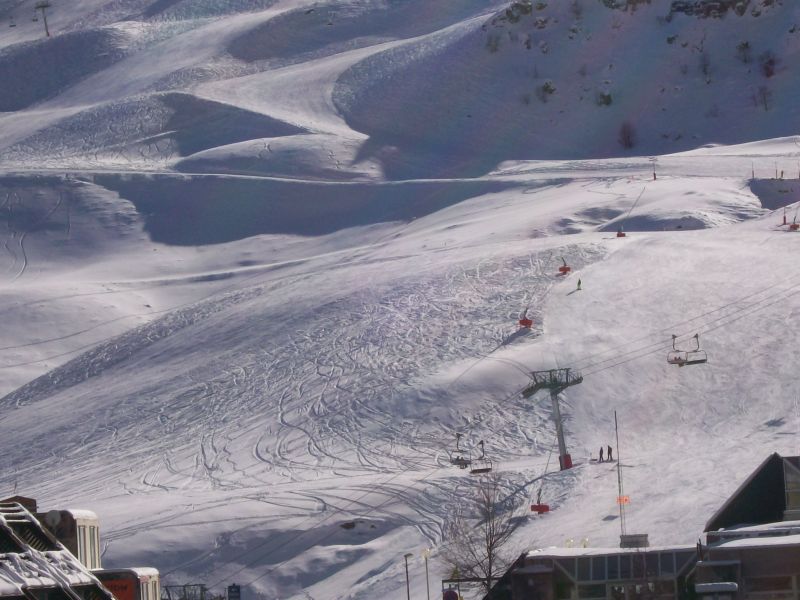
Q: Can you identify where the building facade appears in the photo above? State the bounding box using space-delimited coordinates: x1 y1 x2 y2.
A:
486 454 800 600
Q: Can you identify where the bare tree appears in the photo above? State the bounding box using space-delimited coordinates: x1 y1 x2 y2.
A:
441 474 522 595
760 50 778 78
758 86 772 111
699 52 711 77
736 40 751 64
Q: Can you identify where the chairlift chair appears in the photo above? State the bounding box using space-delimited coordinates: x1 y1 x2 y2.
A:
32 11 38 21
8 18 15 27
667 333 707 367
469 440 493 475
531 487 550 513
449 433 471 469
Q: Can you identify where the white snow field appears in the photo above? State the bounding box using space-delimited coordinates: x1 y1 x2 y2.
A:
1 0 800 599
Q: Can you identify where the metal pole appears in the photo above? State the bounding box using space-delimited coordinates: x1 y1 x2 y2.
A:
615 410 626 536
404 553 413 600
422 550 430 600
551 391 569 469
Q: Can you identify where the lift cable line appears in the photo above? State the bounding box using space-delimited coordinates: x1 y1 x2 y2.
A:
582 280 800 378
572 275 800 375
469 261 800 388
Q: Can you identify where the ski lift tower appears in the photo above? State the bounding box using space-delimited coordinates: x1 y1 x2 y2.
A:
34 1 51 37
521 368 583 471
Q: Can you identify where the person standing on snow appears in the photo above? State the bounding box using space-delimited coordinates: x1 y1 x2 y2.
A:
577 279 582 291
599 447 604 462
607 445 613 462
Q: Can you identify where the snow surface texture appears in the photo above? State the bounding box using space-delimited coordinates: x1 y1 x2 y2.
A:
0 0 800 599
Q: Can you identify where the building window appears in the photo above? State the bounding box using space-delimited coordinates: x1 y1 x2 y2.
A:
619 556 632 579
746 577 793 593
660 553 675 575
578 558 591 581
578 584 606 599
556 581 575 600
607 556 619 580
77 526 87 564
592 557 606 581
675 551 696 574
646 553 659 577
556 558 577 579
89 526 98 568
654 581 675 597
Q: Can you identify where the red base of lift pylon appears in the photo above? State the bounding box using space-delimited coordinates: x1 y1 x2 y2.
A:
558 266 571 275
559 454 573 470
531 503 550 514
616 231 626 238
519 318 533 328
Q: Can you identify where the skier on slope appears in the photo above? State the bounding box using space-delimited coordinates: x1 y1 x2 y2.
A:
577 279 582 291
599 446 604 462
607 445 613 462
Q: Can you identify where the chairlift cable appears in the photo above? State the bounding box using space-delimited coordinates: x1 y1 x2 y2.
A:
625 187 646 220
571 274 800 373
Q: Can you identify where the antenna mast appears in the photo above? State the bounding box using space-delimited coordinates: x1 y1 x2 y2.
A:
34 1 51 37
615 410 626 536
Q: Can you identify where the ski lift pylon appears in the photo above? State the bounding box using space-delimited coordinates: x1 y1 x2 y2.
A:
558 257 571 275
616 227 626 238
667 333 707 367
519 307 533 329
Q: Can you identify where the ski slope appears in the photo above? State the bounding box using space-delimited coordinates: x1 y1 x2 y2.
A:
0 1 799 599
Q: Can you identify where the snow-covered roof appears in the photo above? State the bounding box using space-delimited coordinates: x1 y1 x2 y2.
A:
720 520 800 533
62 510 99 522
95 567 159 578
0 577 22 597
713 533 800 550
526 545 695 559
0 503 113 600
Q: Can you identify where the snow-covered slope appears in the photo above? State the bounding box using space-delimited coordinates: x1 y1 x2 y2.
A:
1 1 800 599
